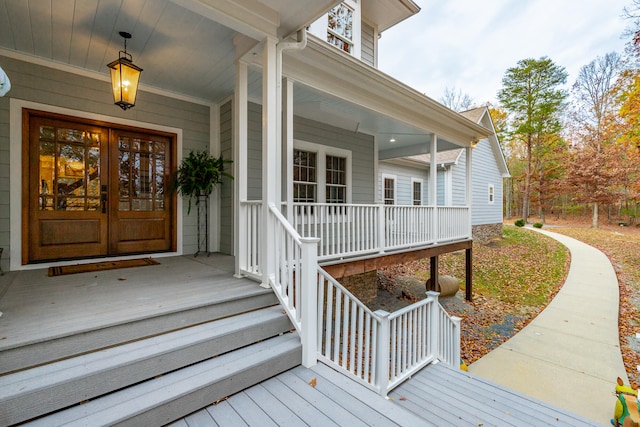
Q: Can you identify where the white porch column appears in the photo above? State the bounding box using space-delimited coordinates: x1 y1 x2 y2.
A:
466 145 473 238
430 134 438 243
209 104 220 253
234 59 249 277
284 78 294 221
261 37 278 287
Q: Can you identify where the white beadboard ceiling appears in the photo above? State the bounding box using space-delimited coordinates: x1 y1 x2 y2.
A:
0 0 337 103
0 0 484 154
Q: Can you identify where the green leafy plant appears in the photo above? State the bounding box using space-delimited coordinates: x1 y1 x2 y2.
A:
514 219 525 227
533 222 543 228
172 151 232 214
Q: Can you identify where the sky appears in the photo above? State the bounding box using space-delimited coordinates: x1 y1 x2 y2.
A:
378 0 632 106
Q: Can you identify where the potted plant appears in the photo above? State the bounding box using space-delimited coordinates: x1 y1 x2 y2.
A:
172 150 232 214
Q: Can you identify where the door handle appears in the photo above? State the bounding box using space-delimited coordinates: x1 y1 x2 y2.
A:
101 185 107 213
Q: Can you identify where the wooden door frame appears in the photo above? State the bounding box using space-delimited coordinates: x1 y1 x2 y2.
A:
21 108 178 264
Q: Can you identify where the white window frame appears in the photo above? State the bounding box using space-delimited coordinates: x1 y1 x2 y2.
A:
294 140 352 203
488 184 495 205
411 178 423 206
307 0 362 59
382 173 396 205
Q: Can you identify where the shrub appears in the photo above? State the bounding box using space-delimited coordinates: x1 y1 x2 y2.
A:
533 222 543 228
514 219 525 227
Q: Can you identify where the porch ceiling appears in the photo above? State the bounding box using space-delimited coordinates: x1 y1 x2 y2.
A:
0 0 337 104
278 36 492 158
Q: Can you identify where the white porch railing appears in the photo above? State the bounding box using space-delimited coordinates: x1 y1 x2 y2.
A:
438 206 470 242
262 202 462 396
290 203 469 261
238 201 262 279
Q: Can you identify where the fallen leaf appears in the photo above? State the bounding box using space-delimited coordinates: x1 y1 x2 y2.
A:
308 377 317 388
399 396 407 401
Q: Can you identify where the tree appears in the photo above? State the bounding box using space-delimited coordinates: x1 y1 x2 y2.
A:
566 52 623 227
497 57 568 223
440 86 474 112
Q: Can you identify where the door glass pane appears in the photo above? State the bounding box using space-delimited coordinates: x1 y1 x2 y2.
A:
39 138 55 210
87 147 100 197
118 136 167 212
38 125 101 211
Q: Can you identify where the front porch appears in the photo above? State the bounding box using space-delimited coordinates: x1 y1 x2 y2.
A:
0 256 599 426
0 254 267 373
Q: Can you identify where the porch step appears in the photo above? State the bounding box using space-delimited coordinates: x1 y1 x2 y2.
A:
0 305 298 426
26 333 301 427
0 286 278 375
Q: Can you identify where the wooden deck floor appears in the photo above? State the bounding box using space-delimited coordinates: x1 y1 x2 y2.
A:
174 362 600 427
0 254 260 352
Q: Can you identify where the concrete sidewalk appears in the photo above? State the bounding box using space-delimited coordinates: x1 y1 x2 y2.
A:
468 228 628 426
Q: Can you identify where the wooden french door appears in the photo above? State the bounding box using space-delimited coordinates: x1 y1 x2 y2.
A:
24 110 176 263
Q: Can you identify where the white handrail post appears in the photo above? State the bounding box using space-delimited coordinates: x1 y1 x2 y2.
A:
301 236 320 367
374 309 390 396
377 202 385 253
452 315 462 367
426 291 440 359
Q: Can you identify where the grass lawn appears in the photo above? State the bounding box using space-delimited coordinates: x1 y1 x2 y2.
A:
378 226 570 363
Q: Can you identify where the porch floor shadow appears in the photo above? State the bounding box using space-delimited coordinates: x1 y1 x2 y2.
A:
0 254 263 355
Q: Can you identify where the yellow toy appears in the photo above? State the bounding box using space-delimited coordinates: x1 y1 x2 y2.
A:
612 377 639 427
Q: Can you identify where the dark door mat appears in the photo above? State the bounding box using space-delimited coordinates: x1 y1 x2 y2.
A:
48 258 159 277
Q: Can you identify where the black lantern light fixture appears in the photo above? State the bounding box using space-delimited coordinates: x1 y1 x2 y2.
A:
107 31 142 110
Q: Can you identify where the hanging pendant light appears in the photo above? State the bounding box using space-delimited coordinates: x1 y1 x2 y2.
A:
107 31 142 110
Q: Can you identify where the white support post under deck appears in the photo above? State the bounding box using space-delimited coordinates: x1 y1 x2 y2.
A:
234 60 248 277
261 37 278 288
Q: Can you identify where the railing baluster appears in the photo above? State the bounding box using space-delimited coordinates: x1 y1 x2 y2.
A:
334 288 342 363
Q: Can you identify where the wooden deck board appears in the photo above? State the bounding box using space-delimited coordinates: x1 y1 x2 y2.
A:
392 363 600 426
183 362 601 427
243 384 308 427
290 367 402 427
276 370 370 427
307 363 430 426
206 401 245 426
226 391 279 427
408 365 553 425
256 376 340 427
425 363 596 426
183 410 217 427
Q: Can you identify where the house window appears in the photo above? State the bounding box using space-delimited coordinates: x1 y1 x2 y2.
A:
412 179 423 206
383 176 396 205
327 3 353 54
293 149 317 203
293 141 352 203
326 155 347 203
488 184 495 204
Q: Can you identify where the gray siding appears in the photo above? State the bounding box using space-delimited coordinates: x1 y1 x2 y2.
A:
293 116 375 203
247 102 263 200
437 169 445 205
452 155 467 206
219 100 233 255
471 138 504 225
378 161 429 205
361 21 376 68
0 55 210 267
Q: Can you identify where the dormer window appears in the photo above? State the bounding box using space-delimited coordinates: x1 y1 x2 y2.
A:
327 4 354 54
